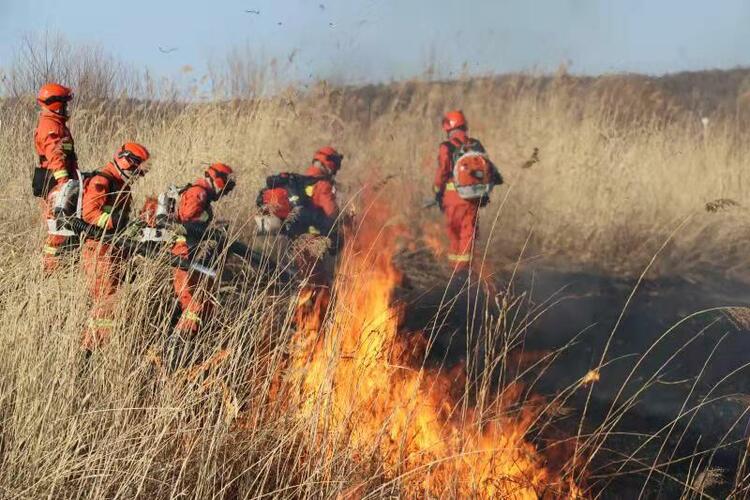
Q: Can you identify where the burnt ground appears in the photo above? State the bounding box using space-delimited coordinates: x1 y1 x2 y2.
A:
396 264 750 498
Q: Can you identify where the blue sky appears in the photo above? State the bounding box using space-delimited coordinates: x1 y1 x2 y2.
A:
1 0 749 84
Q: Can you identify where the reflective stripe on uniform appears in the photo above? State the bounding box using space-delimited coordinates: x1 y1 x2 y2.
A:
174 236 187 243
197 211 210 223
43 245 58 255
53 170 69 180
307 226 321 235
445 182 456 191
447 253 471 262
88 318 115 330
183 311 202 323
96 213 111 228
288 195 300 202
304 185 314 197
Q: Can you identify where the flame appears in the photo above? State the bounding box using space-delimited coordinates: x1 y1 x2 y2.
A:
282 196 581 498
581 369 600 386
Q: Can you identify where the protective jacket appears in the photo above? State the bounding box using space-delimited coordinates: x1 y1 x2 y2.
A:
304 164 338 220
81 162 131 232
172 179 214 259
34 110 78 184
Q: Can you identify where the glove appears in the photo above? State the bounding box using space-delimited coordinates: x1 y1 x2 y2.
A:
434 191 444 211
479 194 490 207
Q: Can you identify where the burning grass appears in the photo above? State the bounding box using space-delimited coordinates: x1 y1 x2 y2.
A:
278 197 580 497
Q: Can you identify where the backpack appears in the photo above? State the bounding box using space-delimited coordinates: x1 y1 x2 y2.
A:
449 139 496 200
140 184 212 243
47 170 114 236
256 172 333 237
156 184 190 225
257 173 329 219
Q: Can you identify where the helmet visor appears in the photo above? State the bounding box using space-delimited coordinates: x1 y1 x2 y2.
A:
118 150 149 175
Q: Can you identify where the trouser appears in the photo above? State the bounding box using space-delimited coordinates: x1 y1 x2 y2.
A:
443 199 479 271
173 267 213 334
41 187 72 274
81 240 126 351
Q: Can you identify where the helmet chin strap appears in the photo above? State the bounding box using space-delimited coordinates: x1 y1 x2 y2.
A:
314 160 332 176
206 175 220 198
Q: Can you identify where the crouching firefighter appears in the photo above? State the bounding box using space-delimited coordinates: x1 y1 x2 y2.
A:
255 146 343 327
33 83 79 274
79 143 151 353
433 110 503 274
153 163 236 367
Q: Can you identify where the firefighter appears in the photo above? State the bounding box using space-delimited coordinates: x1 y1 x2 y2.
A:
304 146 341 224
33 83 78 273
433 110 502 272
80 143 150 352
256 147 343 327
169 163 236 338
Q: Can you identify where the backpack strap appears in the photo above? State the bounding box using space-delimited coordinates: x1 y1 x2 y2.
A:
85 170 116 192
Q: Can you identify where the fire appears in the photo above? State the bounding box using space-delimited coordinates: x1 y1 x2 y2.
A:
283 197 581 498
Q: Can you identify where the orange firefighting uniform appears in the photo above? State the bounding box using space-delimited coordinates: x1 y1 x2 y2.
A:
297 164 338 282
80 162 131 350
34 109 78 272
293 164 339 326
171 179 216 334
434 129 499 271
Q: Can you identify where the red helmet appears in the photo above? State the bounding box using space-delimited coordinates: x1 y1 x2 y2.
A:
114 143 151 179
37 83 73 114
205 163 236 195
442 110 467 132
313 146 343 174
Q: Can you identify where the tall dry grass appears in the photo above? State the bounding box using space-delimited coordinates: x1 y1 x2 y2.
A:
0 66 749 497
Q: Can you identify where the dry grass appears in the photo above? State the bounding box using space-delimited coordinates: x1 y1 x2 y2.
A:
0 67 749 498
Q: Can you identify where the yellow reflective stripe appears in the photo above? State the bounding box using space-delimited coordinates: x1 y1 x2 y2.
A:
96 213 111 228
304 185 314 197
445 182 456 191
43 245 58 255
448 253 471 262
62 143 74 151
307 226 321 235
53 170 69 180
183 311 202 323
197 212 210 222
288 195 300 202
174 236 187 243
433 185 442 193
88 318 115 329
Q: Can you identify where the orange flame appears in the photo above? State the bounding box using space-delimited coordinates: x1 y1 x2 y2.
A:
284 195 581 498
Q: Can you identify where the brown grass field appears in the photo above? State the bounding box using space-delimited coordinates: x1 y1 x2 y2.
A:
1 59 750 498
